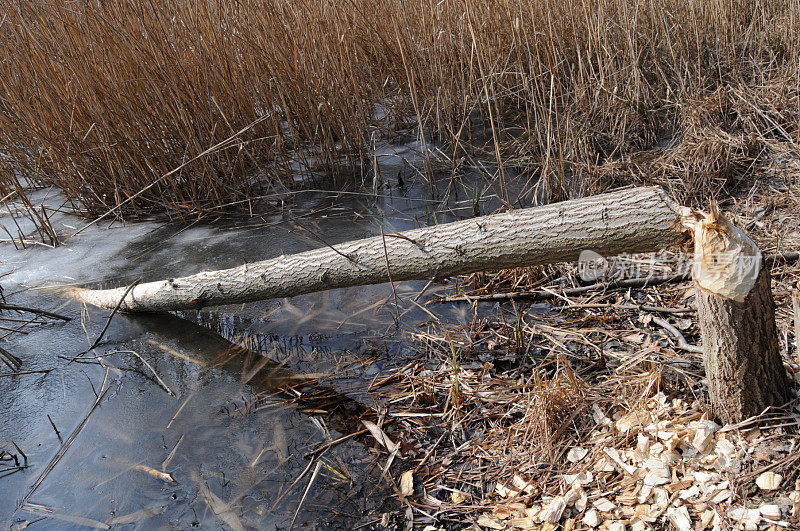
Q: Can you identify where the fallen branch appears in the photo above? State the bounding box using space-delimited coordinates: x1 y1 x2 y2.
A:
76 281 139 358
0 303 71 321
76 187 686 312
551 303 695 314
651 317 702 354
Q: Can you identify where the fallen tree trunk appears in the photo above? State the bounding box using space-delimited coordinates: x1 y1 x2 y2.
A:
77 186 686 312
690 206 792 423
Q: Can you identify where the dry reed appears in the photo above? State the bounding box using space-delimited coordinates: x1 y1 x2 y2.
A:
0 0 798 226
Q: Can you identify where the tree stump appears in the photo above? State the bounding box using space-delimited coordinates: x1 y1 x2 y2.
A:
691 206 792 424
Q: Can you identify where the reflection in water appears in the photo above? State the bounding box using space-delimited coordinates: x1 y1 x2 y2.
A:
136 312 380 439
1 164 520 528
3 305 395 529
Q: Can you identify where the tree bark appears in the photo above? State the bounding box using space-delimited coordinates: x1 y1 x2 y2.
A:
692 207 792 424
77 186 685 312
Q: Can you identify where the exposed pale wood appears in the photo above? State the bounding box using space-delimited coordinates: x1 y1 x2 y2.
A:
77 187 685 312
691 208 791 424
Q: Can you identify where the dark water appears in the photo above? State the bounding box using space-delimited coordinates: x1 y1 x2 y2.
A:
0 155 523 530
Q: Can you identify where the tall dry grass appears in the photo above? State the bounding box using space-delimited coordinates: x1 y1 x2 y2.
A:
0 0 798 224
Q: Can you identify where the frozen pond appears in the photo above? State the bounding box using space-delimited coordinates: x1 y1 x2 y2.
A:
0 151 518 528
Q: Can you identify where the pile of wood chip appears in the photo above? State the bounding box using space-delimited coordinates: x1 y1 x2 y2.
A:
384 178 800 529
479 392 800 530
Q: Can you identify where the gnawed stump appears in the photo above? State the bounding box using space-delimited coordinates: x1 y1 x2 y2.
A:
689 205 791 424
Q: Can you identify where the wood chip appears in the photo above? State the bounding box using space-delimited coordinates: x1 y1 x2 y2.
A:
594 457 616 472
593 497 616 513
689 420 720 454
700 509 717 527
477 515 505 529
564 470 594 487
759 504 782 520
757 471 783 491
361 420 399 453
568 446 589 463
450 490 467 504
582 509 601 528
508 517 535 529
604 448 637 475
541 497 567 523
493 506 513 520
616 410 650 433
666 506 692 531
512 474 536 494
496 482 520 498
729 506 761 530
400 470 413 497
642 459 671 486
636 434 651 454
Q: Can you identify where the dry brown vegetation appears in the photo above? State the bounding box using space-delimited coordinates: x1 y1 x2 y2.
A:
3 2 800 527
0 0 798 229
378 176 800 528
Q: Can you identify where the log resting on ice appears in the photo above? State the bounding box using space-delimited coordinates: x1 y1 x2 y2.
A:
77 186 686 312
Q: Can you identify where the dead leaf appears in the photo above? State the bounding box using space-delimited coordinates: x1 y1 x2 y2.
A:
361 420 399 454
133 464 177 484
477 514 505 529
198 482 244 531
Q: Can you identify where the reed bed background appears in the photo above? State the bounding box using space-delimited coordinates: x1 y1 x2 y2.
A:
0 0 798 229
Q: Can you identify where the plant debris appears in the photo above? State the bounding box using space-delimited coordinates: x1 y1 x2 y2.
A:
368 175 800 529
